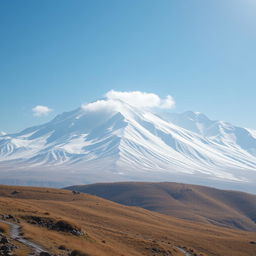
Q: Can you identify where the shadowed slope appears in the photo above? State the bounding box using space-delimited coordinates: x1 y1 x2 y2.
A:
66 182 256 231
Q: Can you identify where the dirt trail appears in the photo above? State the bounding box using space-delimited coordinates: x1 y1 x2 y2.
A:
176 247 194 256
0 219 48 255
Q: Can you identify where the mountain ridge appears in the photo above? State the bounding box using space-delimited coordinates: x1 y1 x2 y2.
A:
0 99 256 191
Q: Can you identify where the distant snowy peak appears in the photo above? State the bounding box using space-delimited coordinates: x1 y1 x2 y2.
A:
160 111 256 156
0 99 256 187
159 111 212 135
247 128 256 139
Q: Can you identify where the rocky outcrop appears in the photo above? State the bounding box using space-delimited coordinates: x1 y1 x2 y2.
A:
23 216 84 236
0 232 17 256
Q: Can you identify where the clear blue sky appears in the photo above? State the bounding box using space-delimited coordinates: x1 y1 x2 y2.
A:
1 0 256 133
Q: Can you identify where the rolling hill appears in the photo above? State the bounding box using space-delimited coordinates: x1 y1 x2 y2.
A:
66 182 256 231
0 185 256 256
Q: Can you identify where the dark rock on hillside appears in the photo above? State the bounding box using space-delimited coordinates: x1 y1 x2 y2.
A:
11 191 19 195
58 245 68 250
39 252 51 256
1 215 19 224
23 216 84 236
0 233 17 256
69 250 89 256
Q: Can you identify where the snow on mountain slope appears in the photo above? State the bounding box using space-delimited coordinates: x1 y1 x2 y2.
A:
160 111 256 156
0 100 256 190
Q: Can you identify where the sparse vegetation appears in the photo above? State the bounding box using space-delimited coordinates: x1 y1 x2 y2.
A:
58 244 67 250
70 249 91 256
67 182 256 232
11 190 20 195
0 185 255 256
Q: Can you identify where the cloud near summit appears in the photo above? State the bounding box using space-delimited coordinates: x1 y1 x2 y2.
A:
82 90 175 111
105 90 175 109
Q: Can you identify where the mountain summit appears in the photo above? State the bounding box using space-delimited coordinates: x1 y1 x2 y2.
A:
0 98 256 191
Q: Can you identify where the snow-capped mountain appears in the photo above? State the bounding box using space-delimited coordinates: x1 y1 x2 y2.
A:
0 99 256 192
160 111 256 156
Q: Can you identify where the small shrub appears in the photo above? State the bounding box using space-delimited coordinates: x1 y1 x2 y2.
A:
70 250 91 256
58 245 67 250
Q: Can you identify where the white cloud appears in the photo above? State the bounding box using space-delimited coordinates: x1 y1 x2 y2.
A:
81 99 120 112
81 90 175 113
105 90 175 109
32 105 52 117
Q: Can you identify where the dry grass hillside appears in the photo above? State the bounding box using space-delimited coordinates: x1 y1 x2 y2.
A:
0 185 255 256
67 182 256 231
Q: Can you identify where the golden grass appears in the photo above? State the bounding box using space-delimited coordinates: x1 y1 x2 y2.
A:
68 182 256 231
0 222 8 233
0 185 255 256
12 243 31 256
